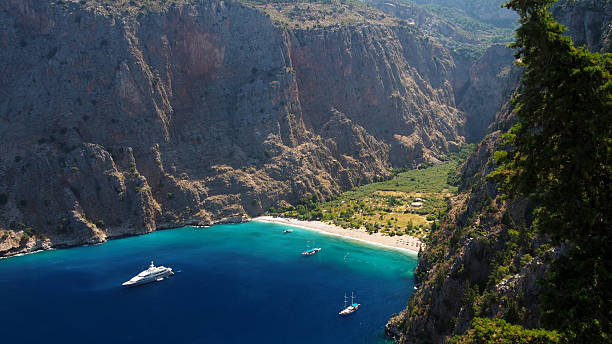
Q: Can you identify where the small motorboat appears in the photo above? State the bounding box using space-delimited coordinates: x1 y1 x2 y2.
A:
301 240 321 256
302 247 321 256
283 229 293 233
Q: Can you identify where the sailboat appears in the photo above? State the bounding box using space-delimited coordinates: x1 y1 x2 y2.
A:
339 292 360 315
301 240 321 256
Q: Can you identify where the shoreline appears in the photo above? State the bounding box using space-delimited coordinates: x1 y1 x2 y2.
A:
253 216 424 255
2 216 425 259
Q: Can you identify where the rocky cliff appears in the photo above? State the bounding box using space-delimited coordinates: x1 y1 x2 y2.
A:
406 0 518 28
369 0 517 141
0 0 512 256
385 1 611 342
385 102 547 343
553 0 612 53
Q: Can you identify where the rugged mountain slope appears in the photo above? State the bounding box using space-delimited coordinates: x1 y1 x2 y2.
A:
405 0 518 28
0 0 511 256
553 0 612 53
385 1 611 342
369 0 517 141
385 101 545 343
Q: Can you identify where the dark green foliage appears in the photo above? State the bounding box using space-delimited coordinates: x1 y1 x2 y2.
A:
488 0 612 341
17 222 35 244
20 232 31 244
450 317 563 344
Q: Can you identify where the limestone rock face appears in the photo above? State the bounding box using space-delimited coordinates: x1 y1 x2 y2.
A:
385 2 611 342
0 0 508 256
455 45 518 142
552 0 612 53
405 0 518 28
368 0 518 143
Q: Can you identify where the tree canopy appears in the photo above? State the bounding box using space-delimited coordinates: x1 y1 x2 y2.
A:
488 0 611 342
451 317 562 344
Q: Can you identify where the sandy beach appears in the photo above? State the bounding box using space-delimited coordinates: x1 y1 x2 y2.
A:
253 216 425 254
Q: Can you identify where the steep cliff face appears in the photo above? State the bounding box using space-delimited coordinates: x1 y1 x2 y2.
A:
385 106 548 343
0 0 509 256
385 2 611 342
368 0 517 142
553 0 612 53
454 45 517 141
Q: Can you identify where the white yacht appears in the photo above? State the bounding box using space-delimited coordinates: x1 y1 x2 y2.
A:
339 292 360 315
122 261 174 286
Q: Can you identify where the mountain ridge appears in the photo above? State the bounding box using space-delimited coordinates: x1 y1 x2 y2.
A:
385 1 612 342
0 0 513 257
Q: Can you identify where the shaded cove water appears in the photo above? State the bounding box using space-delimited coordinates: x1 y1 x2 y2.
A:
0 222 417 344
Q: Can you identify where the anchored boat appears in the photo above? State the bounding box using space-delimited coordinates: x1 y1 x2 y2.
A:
122 261 174 287
302 247 321 255
301 241 321 256
339 292 360 315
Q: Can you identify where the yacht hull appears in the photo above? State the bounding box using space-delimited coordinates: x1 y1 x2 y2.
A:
122 265 174 287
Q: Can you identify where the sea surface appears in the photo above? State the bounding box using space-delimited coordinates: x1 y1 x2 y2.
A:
0 221 417 343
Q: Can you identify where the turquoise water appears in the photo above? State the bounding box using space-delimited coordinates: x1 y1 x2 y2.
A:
0 221 416 343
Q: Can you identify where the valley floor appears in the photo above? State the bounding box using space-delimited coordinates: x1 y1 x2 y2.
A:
253 216 424 254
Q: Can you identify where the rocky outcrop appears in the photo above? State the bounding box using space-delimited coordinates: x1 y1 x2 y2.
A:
385 2 612 342
454 45 518 142
385 114 545 343
553 0 612 53
0 0 512 256
368 0 518 142
406 0 518 28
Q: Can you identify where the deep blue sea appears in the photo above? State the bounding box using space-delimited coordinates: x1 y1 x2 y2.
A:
0 221 416 343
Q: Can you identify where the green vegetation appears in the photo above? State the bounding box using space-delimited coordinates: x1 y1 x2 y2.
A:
488 0 611 342
56 0 189 15
16 222 35 244
406 0 519 28
451 318 562 344
417 4 515 59
269 145 474 238
249 0 398 30
394 0 516 60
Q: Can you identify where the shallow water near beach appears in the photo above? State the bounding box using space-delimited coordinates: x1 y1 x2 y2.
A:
0 221 416 343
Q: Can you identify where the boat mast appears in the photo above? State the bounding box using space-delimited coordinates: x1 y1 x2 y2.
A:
344 293 348 308
351 292 355 305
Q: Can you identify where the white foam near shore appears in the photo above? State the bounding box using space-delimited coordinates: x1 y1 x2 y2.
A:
253 216 424 255
0 248 49 259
